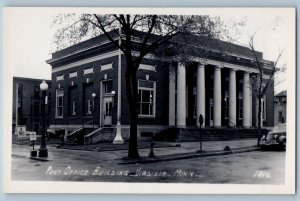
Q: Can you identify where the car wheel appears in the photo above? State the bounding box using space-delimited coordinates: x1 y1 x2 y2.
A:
280 139 286 151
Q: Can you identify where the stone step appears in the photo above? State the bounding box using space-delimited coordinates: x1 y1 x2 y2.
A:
154 127 268 142
67 127 116 145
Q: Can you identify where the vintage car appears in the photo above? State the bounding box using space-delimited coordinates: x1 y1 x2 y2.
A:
260 123 286 151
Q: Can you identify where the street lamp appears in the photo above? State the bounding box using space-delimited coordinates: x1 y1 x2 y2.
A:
111 91 116 111
112 90 124 144
39 80 48 157
92 92 96 129
111 91 116 107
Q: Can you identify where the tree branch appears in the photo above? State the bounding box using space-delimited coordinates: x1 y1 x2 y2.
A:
92 14 125 53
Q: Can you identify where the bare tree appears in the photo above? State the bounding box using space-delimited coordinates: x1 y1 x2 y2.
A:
249 34 284 146
52 14 228 158
274 63 287 88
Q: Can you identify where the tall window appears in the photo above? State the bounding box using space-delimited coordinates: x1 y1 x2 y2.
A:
138 80 156 117
68 86 77 116
192 87 196 118
224 96 229 119
83 83 93 115
87 99 94 115
238 96 243 119
209 98 214 121
56 89 64 118
72 100 76 115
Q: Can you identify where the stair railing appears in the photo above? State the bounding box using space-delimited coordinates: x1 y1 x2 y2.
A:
85 127 103 144
67 119 94 138
227 120 244 130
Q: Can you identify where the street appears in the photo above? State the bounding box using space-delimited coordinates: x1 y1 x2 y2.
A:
11 143 285 184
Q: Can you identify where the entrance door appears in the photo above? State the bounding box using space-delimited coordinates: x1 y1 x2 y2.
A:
103 96 113 126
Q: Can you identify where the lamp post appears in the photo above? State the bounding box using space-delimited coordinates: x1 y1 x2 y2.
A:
92 92 96 129
38 80 48 157
111 90 116 112
112 90 124 144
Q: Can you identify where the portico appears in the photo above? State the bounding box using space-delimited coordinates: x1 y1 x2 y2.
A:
169 61 253 128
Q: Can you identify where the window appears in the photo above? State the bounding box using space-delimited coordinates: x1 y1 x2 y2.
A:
103 80 113 94
224 97 229 119
238 96 243 119
276 97 281 106
68 86 77 116
56 89 64 118
83 83 93 115
138 80 156 117
282 97 286 104
72 100 76 115
209 98 214 121
192 87 196 118
278 111 283 122
87 99 94 115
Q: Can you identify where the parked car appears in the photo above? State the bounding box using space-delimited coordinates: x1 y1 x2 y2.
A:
260 123 286 151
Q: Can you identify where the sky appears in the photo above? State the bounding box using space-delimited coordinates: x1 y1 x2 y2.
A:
4 8 293 94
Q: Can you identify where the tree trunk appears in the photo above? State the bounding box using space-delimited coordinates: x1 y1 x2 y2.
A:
257 97 262 146
125 58 140 158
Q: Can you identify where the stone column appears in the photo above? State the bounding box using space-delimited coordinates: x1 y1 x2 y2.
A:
243 71 251 127
169 63 176 126
196 63 205 127
176 62 186 126
229 69 236 127
213 66 222 127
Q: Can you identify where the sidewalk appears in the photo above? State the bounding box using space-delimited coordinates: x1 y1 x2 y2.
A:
11 138 260 164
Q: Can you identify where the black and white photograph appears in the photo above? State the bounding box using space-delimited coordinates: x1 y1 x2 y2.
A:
3 7 295 194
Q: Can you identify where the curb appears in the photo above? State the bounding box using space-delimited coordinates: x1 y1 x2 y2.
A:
118 146 261 164
29 157 50 162
57 143 178 152
12 154 50 162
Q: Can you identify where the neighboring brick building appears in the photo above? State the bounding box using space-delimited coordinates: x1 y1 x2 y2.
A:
12 77 51 136
46 31 274 143
274 90 287 125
